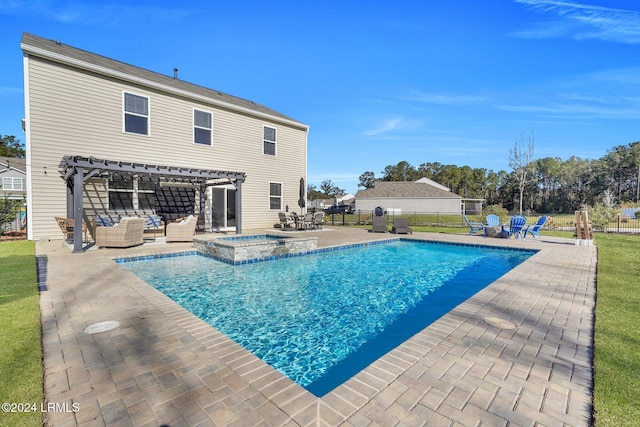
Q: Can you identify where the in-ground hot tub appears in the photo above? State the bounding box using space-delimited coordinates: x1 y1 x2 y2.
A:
193 233 318 264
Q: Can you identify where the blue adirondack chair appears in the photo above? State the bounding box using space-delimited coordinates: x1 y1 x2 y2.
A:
523 215 547 238
485 214 500 227
503 215 526 239
463 214 485 236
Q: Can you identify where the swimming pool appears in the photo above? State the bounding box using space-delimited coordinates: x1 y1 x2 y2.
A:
118 239 535 396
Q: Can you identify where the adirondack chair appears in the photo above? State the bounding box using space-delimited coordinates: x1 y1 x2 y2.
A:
523 215 547 238
503 215 526 239
485 214 500 227
463 214 485 236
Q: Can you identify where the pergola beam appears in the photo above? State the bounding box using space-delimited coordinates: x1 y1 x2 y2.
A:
59 155 246 252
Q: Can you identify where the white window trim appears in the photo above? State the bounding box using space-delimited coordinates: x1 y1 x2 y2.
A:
106 177 154 210
193 108 213 146
122 91 151 136
263 125 277 156
269 181 283 211
2 177 23 190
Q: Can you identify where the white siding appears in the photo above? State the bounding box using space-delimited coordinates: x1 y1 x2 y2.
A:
26 56 307 239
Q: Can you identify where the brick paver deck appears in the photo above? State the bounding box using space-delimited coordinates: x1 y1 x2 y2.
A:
37 228 596 426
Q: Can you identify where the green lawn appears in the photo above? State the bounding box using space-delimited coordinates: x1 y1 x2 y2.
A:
592 233 640 426
0 241 42 427
0 231 637 425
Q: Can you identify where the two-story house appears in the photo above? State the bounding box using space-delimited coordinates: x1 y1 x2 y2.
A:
0 156 27 233
21 33 309 251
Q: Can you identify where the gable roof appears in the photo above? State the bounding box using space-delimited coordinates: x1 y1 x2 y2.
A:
0 156 26 174
355 181 460 199
20 33 308 130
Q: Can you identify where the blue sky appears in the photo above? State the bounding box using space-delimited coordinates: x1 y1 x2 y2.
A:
1 0 639 194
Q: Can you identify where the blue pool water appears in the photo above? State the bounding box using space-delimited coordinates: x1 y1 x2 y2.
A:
119 240 535 396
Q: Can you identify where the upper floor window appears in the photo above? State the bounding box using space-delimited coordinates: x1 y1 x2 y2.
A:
2 177 22 190
263 126 276 155
194 109 212 145
124 92 149 135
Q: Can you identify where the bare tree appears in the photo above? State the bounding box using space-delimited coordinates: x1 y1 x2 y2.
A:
509 131 535 215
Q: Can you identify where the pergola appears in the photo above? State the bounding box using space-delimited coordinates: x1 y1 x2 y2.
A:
59 156 246 253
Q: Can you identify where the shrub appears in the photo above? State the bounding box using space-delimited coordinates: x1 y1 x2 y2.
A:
588 203 619 232
482 205 509 223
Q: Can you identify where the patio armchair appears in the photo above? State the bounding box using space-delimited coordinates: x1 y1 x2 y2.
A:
55 216 90 243
95 217 145 248
166 214 198 242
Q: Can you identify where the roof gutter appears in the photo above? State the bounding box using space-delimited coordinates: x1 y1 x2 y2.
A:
21 43 310 132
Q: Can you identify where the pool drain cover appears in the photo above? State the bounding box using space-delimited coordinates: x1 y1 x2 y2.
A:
83 321 120 334
483 317 516 330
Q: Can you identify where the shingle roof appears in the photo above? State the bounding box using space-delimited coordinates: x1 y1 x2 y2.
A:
355 181 460 198
0 156 26 173
20 33 307 129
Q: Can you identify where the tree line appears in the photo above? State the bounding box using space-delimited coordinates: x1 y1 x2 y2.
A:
358 141 640 214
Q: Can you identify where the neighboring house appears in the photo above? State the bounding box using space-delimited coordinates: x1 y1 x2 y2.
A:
355 180 463 214
0 156 27 232
21 33 309 248
0 156 26 200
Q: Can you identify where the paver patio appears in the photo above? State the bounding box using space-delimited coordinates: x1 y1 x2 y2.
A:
37 228 596 426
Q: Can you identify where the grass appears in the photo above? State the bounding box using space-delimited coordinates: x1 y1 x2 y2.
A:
0 231 637 426
0 240 42 427
592 233 640 426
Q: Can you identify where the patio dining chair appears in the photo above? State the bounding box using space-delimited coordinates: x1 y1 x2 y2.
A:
278 212 294 229
301 212 315 230
312 212 325 229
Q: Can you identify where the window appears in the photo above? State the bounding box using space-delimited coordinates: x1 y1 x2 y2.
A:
269 182 282 210
263 126 276 155
194 109 212 145
108 177 155 210
2 177 22 190
124 92 149 135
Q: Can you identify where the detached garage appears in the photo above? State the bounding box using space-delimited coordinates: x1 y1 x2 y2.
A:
355 180 463 215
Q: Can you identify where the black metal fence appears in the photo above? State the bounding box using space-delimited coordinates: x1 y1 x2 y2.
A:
322 210 640 234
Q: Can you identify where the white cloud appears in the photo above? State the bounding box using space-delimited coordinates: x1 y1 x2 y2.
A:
512 0 640 44
402 91 486 105
0 0 196 26
363 117 403 136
